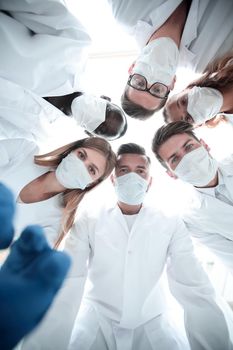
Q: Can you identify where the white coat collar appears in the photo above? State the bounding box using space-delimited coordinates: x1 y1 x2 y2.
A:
190 157 233 206
134 0 183 48
180 0 199 47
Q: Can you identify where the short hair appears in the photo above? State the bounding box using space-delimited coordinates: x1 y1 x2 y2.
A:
152 121 199 167
117 142 151 164
121 87 167 120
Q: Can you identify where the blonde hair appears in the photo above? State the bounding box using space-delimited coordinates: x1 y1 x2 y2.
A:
187 52 233 127
34 137 116 248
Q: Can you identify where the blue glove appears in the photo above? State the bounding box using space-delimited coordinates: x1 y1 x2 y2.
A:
0 184 71 350
0 183 15 249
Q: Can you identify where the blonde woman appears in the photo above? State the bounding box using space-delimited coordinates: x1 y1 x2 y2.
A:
0 137 116 248
163 52 233 127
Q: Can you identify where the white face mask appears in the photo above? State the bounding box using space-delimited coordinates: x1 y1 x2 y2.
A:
173 146 218 187
55 152 92 189
187 87 223 124
114 172 149 205
132 37 179 86
71 94 107 132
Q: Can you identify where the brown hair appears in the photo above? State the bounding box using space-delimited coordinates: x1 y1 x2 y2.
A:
35 137 116 248
117 142 151 165
152 121 199 167
121 87 167 120
187 52 233 91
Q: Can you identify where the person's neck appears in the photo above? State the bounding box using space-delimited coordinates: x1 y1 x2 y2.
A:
117 201 142 215
148 0 191 47
43 92 82 115
219 86 233 114
196 171 219 189
19 171 66 204
43 171 66 194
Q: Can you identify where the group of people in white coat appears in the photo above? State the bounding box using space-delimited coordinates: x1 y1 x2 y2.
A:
1 0 233 350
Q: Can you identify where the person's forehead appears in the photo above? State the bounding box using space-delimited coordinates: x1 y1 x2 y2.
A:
127 87 161 110
116 153 149 167
79 147 103 159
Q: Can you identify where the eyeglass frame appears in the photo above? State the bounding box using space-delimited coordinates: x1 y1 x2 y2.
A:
127 74 170 99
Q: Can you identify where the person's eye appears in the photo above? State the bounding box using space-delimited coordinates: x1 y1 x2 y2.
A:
171 156 179 165
185 143 194 152
185 115 194 123
152 85 163 94
120 168 127 174
137 169 145 175
180 95 188 107
88 166 96 176
136 80 145 88
77 151 85 160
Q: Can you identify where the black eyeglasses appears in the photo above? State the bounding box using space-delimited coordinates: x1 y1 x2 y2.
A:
127 74 170 99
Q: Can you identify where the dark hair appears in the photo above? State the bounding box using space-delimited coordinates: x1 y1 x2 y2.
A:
117 142 151 164
93 103 127 140
43 92 82 116
121 88 167 120
187 52 233 91
152 121 199 167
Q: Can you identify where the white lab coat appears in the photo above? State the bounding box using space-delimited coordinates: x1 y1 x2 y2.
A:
107 0 233 72
20 204 232 350
0 77 66 142
0 0 91 96
183 156 233 274
0 138 62 246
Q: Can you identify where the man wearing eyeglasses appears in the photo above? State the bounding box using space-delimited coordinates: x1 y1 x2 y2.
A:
107 0 233 119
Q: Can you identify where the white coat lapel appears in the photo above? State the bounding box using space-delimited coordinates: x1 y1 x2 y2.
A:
185 193 233 241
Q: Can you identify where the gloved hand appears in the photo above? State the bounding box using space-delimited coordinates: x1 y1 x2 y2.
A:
0 183 15 249
0 183 71 350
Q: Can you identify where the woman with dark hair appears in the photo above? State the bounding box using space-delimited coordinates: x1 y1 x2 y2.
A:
44 92 127 141
0 77 127 142
163 52 233 128
0 137 116 248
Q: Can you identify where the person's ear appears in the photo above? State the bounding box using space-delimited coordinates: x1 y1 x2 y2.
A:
200 138 210 152
166 169 178 179
128 61 135 75
169 75 176 91
110 174 115 186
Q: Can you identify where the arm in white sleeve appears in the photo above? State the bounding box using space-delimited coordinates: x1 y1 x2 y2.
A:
0 138 38 168
0 0 89 40
0 3 91 96
189 228 233 275
21 218 91 350
0 77 61 137
167 218 232 350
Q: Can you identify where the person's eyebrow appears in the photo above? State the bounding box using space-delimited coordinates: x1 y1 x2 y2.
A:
136 165 146 170
167 139 193 162
116 164 129 169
